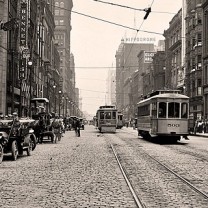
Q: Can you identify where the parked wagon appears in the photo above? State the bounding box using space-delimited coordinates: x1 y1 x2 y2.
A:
30 98 54 143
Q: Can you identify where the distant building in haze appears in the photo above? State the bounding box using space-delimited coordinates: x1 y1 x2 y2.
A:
115 38 154 112
106 69 116 106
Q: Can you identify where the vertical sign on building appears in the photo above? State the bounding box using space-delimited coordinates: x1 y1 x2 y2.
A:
19 0 28 80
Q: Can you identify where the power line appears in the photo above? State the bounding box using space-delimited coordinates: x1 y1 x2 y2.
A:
93 0 177 15
93 0 145 12
53 4 163 36
72 10 163 35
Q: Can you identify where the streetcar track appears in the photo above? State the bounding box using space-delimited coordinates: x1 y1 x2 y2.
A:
104 134 146 208
165 145 208 163
105 132 208 205
110 144 145 208
121 129 208 162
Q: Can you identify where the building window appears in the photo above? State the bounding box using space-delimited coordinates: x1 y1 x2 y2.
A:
197 55 202 70
192 37 196 48
192 58 195 71
60 2 64 8
55 20 58 25
60 10 64 15
55 10 59 15
55 2 59 7
197 33 202 46
59 50 63 56
205 66 208 85
60 20 64 25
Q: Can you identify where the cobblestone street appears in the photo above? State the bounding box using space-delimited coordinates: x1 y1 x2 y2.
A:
0 126 136 208
1 125 208 208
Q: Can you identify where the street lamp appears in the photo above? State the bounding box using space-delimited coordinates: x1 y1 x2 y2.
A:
58 90 62 117
62 95 66 117
66 97 68 116
28 59 33 117
53 85 56 113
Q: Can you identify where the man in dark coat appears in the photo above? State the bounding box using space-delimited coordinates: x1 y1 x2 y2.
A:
74 118 81 137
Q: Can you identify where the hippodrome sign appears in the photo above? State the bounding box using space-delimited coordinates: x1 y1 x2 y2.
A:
124 37 156 44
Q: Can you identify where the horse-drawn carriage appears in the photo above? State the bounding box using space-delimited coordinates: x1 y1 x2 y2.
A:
0 118 37 163
30 98 54 143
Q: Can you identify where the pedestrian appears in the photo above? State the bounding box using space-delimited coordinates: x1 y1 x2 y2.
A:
74 118 81 137
52 115 62 143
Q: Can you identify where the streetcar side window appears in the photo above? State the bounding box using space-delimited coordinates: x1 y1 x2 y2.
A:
181 103 188 118
138 104 150 116
112 112 117 119
100 111 104 119
158 102 166 118
168 102 180 118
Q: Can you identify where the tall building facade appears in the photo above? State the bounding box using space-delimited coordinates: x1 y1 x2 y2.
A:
54 0 74 116
0 0 8 114
202 0 208 118
115 38 155 112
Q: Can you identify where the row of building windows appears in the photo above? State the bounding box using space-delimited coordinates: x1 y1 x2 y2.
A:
55 19 64 25
55 9 64 16
55 34 64 39
55 1 64 8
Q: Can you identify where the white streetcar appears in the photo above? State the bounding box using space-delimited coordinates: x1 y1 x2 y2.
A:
137 90 189 141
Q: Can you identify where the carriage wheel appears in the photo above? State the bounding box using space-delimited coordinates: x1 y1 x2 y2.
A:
11 140 18 161
0 144 4 163
27 138 33 156
30 134 37 151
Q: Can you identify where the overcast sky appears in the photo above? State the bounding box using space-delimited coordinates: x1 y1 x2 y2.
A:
70 0 182 117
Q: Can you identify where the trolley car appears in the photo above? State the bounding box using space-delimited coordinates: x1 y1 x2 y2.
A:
137 90 189 141
117 112 124 129
96 105 118 133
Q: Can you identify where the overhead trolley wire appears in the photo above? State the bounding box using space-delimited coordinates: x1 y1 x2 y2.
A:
93 0 177 15
53 4 163 36
71 10 163 35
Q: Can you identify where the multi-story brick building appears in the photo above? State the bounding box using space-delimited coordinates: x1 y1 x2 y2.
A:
202 0 208 118
185 1 203 120
0 0 62 116
164 9 184 91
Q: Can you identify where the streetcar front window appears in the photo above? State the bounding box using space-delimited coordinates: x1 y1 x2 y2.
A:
168 102 180 118
105 112 111 119
181 103 188 118
100 111 104 119
158 102 166 118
